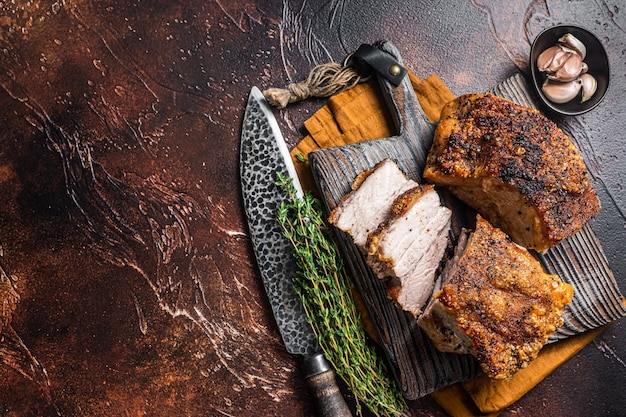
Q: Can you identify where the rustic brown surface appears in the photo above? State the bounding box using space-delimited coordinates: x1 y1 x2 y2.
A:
0 1 624 416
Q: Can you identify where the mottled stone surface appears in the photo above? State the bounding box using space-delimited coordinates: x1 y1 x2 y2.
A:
0 1 624 416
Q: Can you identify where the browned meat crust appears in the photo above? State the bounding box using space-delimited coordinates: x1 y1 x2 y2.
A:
419 216 574 380
423 93 600 251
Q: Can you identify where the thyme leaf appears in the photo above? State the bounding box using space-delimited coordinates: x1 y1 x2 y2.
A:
276 173 407 417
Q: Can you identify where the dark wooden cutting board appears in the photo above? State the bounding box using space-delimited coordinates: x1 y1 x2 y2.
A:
308 42 626 399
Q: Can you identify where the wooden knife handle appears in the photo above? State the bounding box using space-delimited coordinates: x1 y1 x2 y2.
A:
303 354 352 417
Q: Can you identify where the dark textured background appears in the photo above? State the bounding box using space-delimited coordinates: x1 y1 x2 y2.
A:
0 1 624 416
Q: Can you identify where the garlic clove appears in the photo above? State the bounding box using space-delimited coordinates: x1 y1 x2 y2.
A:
558 33 587 59
537 45 573 73
580 73 598 102
537 45 561 72
581 62 588 74
542 78 582 104
548 52 584 82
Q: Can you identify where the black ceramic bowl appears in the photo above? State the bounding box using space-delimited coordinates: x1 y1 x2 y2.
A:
530 25 610 116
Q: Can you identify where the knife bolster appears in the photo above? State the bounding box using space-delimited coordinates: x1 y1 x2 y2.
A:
302 353 331 378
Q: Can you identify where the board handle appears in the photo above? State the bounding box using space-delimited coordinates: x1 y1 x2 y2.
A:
375 41 435 157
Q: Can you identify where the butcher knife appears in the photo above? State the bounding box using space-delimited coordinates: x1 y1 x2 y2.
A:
240 86 352 417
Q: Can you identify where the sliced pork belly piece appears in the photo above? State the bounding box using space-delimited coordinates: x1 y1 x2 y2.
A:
418 216 574 380
366 185 452 316
329 159 417 249
423 93 601 252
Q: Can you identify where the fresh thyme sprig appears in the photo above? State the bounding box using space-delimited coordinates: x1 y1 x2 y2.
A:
276 173 407 417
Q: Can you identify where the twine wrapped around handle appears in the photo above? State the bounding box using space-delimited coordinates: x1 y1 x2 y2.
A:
263 43 406 108
263 62 364 109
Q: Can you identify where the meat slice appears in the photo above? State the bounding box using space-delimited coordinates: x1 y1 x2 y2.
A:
418 216 574 380
366 185 452 316
329 159 452 316
329 159 417 249
423 93 601 252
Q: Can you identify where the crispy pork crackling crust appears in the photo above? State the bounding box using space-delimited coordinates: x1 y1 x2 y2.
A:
423 93 601 251
418 216 574 380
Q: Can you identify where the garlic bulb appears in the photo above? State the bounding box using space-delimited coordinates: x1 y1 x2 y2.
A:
537 45 571 73
547 51 584 82
580 73 597 102
542 78 582 104
537 43 585 82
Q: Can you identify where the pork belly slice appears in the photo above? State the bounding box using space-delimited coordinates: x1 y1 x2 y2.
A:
366 185 452 316
418 215 574 380
423 93 601 252
329 159 417 249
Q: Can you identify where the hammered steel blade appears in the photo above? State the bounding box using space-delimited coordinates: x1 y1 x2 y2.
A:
240 86 318 356
240 87 352 416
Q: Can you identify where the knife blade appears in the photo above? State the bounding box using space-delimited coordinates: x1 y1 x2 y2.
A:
240 86 351 417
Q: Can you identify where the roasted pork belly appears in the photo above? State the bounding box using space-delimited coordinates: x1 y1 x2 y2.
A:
366 185 451 316
423 93 601 251
418 216 574 379
329 159 452 316
329 159 417 249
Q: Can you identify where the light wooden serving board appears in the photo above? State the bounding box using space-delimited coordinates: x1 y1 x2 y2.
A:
308 43 626 399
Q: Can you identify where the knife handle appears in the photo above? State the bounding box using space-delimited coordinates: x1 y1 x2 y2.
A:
303 354 352 417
